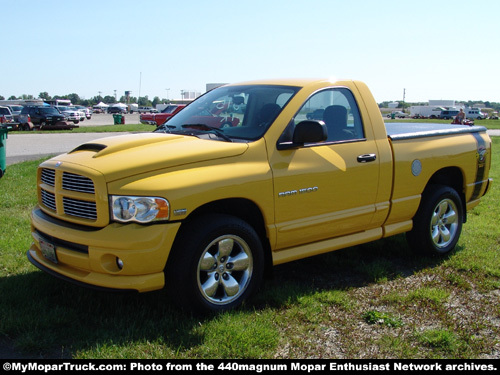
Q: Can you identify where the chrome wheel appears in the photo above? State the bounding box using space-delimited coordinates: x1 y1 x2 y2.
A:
197 235 253 305
406 185 463 256
430 198 459 249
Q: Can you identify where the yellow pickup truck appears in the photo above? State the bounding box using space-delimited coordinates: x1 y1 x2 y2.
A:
27 79 492 313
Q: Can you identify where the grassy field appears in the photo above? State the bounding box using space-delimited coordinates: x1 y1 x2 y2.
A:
0 138 498 359
385 118 500 130
22 123 155 134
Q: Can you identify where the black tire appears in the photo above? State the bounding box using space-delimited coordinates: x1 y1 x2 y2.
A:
406 185 463 256
165 214 264 313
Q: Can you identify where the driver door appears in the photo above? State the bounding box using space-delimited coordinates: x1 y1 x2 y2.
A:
270 88 380 250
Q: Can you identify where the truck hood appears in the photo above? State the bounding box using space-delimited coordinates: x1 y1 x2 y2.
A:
55 133 249 181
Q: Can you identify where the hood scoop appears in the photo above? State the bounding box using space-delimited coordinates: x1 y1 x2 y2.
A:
69 143 107 153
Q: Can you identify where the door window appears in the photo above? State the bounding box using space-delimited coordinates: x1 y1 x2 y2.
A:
281 88 364 144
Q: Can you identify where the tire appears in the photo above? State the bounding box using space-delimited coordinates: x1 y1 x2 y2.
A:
406 185 463 256
165 214 264 313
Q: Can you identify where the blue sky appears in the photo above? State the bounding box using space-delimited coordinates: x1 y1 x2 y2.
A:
2 0 499 103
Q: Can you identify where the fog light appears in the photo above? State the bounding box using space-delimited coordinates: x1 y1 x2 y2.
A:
116 257 124 270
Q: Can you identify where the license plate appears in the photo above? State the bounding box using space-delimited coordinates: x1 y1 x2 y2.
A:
40 238 58 264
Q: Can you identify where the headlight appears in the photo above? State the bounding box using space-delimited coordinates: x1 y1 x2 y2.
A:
110 196 170 223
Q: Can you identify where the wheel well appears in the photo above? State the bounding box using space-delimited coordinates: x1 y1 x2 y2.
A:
426 167 467 222
181 199 273 276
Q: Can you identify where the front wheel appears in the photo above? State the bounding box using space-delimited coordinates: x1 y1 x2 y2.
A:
165 214 264 313
406 185 463 255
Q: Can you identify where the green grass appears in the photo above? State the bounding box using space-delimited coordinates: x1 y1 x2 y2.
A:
23 123 155 133
0 138 499 359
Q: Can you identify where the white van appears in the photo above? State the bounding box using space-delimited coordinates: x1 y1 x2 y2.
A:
466 108 487 120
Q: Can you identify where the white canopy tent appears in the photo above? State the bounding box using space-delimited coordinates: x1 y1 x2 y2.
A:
93 102 109 108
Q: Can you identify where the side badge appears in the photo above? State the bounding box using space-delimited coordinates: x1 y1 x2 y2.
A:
55 161 63 167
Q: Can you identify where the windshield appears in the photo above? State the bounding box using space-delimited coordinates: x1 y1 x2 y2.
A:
162 105 179 114
41 107 62 115
155 84 299 141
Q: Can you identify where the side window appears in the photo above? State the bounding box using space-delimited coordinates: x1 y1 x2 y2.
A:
282 88 364 144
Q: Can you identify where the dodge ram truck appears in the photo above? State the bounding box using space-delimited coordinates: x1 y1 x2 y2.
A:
27 79 492 313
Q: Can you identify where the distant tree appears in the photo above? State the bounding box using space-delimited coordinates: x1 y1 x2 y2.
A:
39 92 51 100
138 96 152 106
0 95 4 100
119 95 137 104
8 95 17 100
67 93 81 105
103 95 116 104
152 96 161 107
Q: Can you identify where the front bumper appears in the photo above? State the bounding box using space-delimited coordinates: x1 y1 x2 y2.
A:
28 207 181 292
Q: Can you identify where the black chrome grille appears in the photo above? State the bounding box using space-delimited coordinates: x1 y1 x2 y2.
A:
39 168 99 222
63 197 97 220
41 169 55 186
41 189 56 210
62 172 95 193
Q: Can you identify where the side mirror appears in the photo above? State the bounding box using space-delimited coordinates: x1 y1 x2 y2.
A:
278 120 327 150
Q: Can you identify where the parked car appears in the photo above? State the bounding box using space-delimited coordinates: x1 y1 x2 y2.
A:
0 106 15 124
55 106 81 124
466 108 487 120
387 111 409 118
18 105 70 130
140 104 186 126
306 109 325 120
74 105 92 119
108 106 127 114
439 110 459 120
7 105 23 122
138 106 157 113
71 106 86 121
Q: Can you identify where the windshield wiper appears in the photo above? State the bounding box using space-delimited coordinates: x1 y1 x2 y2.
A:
181 124 233 142
155 124 176 134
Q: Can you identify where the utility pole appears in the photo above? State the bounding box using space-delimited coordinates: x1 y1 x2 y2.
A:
402 88 406 112
138 72 142 105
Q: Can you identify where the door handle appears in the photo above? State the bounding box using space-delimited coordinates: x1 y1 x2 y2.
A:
357 154 377 163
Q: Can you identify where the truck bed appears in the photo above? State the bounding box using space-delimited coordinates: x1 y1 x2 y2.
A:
385 122 487 141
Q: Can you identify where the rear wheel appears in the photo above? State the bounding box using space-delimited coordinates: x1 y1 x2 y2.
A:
166 214 264 313
406 185 463 255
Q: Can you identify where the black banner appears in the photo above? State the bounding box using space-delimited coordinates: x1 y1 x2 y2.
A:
1 359 498 374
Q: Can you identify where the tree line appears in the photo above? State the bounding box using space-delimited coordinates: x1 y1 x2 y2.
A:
379 100 500 112
0 92 169 107
2 92 499 113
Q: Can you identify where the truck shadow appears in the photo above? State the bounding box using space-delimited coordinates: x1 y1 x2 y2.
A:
1 235 457 359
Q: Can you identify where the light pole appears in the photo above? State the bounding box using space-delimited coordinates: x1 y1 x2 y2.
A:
402 88 406 113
